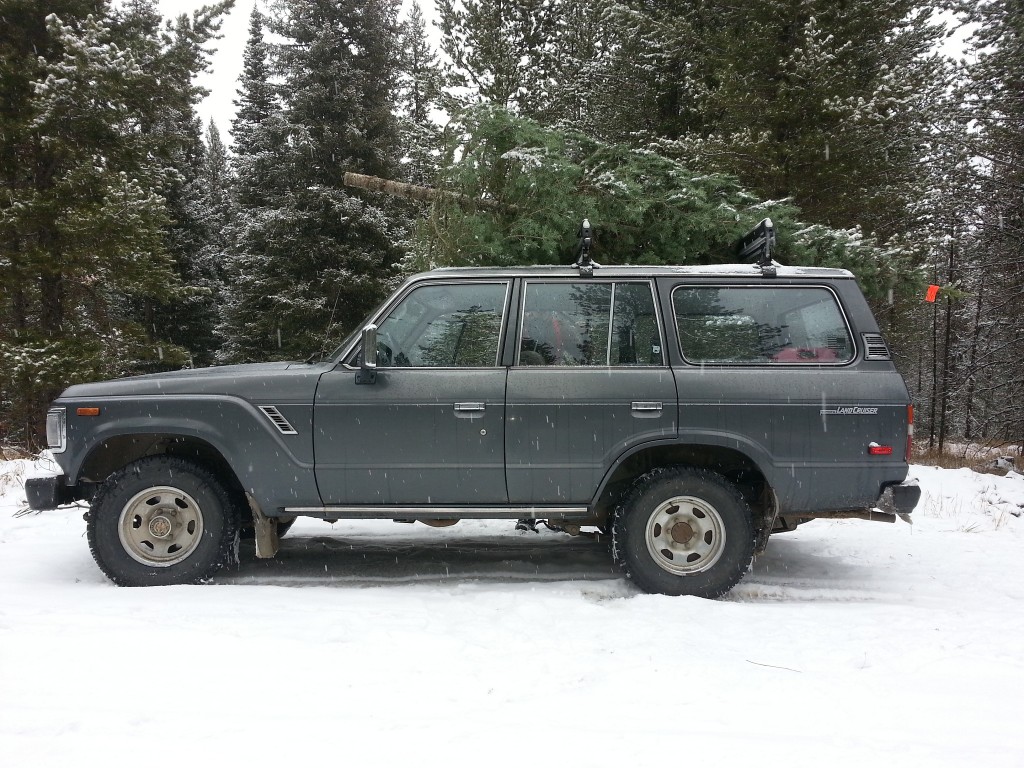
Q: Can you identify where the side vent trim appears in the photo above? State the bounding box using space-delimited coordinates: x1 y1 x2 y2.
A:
862 333 891 361
259 406 298 435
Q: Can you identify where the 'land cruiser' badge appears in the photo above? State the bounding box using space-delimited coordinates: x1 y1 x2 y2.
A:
819 406 879 415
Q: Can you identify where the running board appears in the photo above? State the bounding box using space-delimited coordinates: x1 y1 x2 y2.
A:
282 505 590 520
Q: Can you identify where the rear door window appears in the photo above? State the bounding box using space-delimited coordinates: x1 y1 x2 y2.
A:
518 282 663 366
673 286 853 364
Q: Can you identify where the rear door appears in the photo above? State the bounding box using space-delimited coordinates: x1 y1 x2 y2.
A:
505 279 677 503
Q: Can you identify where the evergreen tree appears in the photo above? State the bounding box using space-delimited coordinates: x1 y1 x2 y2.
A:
422 106 896 289
0 1 232 446
542 0 704 141
218 6 288 363
227 3 286 211
436 0 555 114
158 119 234 367
641 1 947 244
894 3 1024 452
111 1 234 370
952 0 1024 447
1 5 173 446
392 1 446 268
231 6 276 159
221 0 406 363
435 1 944 248
528 0 612 133
396 1 444 186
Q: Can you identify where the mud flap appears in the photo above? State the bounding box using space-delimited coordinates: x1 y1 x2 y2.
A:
246 493 279 559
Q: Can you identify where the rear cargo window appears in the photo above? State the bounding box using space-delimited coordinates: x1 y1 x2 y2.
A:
673 286 853 365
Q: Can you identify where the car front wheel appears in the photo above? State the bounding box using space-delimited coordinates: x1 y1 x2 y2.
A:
86 456 241 586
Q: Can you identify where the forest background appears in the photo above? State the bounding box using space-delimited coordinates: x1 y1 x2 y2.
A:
1 0 1021 454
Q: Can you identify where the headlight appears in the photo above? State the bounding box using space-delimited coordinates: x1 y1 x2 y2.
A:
46 408 66 453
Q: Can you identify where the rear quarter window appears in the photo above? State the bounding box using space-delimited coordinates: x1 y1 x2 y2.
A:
672 285 854 365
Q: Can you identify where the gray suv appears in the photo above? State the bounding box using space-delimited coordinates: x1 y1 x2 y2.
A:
27 260 920 597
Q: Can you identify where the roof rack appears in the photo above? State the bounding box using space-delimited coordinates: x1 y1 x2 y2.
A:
737 218 777 278
573 218 600 277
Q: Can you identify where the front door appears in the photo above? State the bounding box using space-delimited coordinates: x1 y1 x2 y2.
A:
314 280 511 506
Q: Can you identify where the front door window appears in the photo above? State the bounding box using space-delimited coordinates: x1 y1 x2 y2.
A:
375 283 507 368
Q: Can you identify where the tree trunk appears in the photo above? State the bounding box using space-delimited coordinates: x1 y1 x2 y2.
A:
39 274 64 336
937 229 956 453
963 272 985 440
342 172 511 212
928 265 939 450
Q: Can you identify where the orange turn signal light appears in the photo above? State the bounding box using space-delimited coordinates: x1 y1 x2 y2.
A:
76 407 100 417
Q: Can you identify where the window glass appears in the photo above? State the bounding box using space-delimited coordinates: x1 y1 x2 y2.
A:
520 283 611 366
673 286 853 364
375 283 507 367
610 283 664 365
519 282 662 366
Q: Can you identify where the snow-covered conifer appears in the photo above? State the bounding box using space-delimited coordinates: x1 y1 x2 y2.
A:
219 0 406 363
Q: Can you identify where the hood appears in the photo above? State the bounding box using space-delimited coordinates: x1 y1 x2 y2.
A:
58 361 332 400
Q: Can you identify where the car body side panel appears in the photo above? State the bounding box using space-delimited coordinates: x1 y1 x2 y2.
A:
657 276 912 514
52 366 325 514
772 366 911 511
313 367 508 505
506 367 677 503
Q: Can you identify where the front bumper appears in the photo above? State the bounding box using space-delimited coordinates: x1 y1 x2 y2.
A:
25 475 75 511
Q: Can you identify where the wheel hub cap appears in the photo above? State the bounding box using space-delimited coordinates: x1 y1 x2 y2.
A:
118 486 205 567
645 496 727 575
148 514 173 539
670 521 695 544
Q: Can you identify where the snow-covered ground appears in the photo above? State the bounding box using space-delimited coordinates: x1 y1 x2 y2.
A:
1 459 1022 767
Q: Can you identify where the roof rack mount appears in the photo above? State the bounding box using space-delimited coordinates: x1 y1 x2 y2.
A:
573 218 600 277
738 218 777 277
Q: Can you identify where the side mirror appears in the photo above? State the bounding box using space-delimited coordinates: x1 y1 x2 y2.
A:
355 324 377 385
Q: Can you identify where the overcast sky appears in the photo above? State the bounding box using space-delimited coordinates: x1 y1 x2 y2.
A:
156 0 257 137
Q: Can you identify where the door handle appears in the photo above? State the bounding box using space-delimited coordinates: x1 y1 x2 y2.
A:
631 401 663 412
454 402 486 413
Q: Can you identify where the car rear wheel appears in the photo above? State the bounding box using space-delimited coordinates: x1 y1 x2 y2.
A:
613 466 755 597
87 456 241 586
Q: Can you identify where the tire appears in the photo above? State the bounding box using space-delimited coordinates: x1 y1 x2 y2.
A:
612 466 755 598
86 456 242 587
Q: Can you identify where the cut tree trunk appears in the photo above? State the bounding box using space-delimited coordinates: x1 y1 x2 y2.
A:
342 172 512 212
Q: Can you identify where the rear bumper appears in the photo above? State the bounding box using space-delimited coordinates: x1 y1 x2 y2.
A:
877 478 921 518
25 475 75 511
